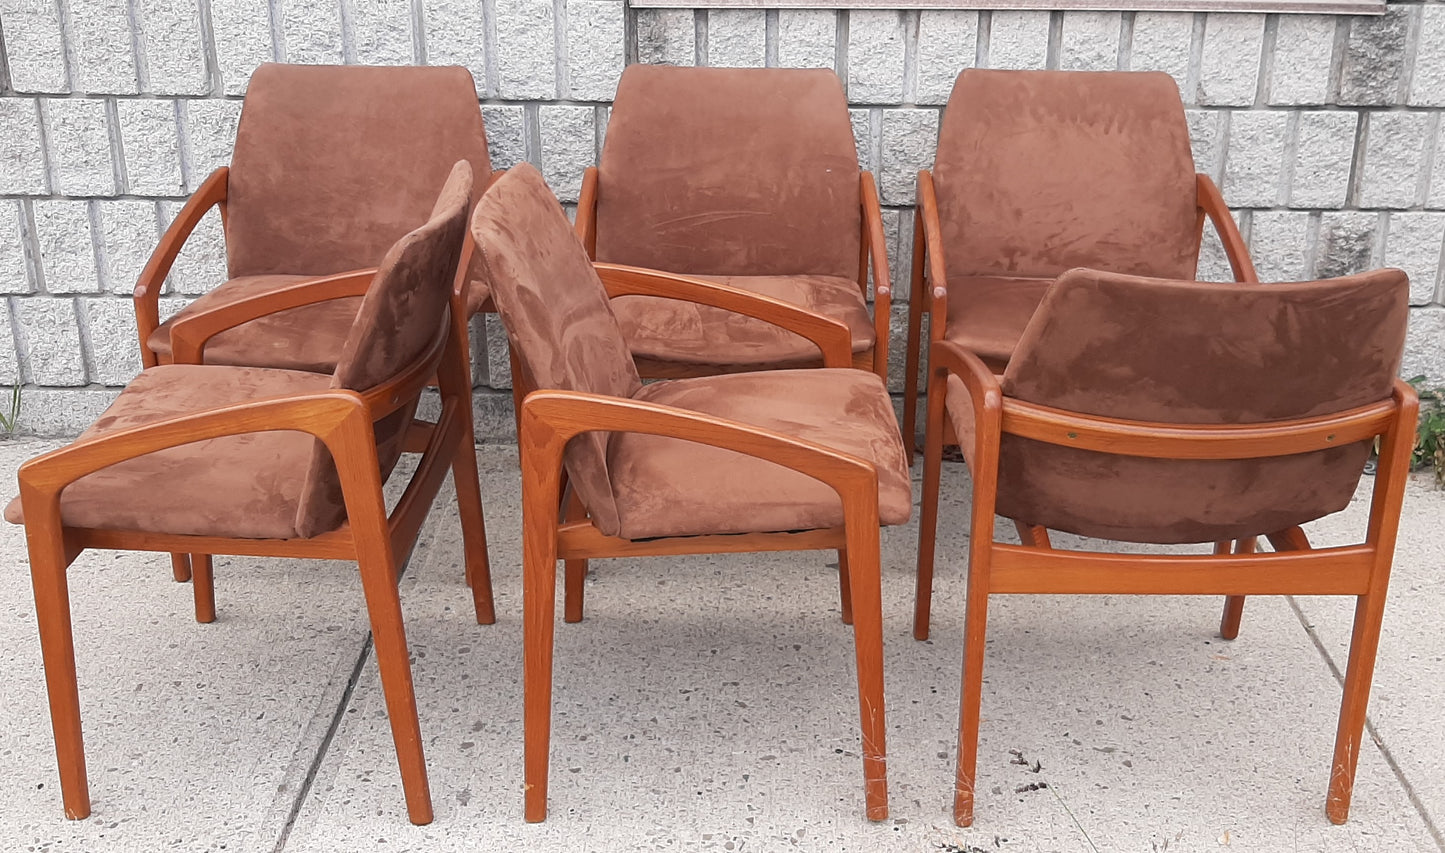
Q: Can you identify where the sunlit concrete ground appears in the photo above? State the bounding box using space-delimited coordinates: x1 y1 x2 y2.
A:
0 438 1440 852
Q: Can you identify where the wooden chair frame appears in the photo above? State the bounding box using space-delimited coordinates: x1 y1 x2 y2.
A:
512 269 890 824
901 171 1260 464
17 291 488 824
132 166 493 618
575 167 893 382
915 337 1417 827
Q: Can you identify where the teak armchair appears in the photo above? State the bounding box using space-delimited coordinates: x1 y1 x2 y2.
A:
129 63 494 603
7 161 478 826
470 164 912 823
914 267 1415 827
574 65 892 382
902 69 1259 463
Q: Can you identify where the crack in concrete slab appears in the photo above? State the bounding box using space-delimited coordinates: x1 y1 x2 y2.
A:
270 633 373 853
1287 594 1445 852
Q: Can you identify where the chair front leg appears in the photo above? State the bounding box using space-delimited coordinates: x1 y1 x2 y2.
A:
836 548 853 625
25 523 91 819
192 555 215 623
913 357 950 641
169 553 192 582
952 512 994 828
442 305 494 625
520 417 566 823
841 488 887 822
1217 538 1253 640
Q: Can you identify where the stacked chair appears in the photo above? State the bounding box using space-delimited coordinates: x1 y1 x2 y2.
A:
133 63 495 618
5 61 1418 834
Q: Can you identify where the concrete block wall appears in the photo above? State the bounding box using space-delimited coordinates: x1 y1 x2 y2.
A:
2 0 1444 438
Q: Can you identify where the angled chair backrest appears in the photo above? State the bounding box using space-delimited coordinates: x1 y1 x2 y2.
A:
294 161 473 538
995 268 1409 544
226 63 491 280
933 69 1197 281
595 65 861 279
471 164 642 536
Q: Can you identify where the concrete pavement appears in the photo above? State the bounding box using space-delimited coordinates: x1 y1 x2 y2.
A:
0 438 1440 852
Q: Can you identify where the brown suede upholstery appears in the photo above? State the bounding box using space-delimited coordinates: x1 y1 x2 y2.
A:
470 164 643 536
614 370 911 539
986 268 1409 544
148 63 492 370
294 162 472 538
6 164 472 541
614 274 875 369
596 66 870 369
933 70 1198 364
148 274 361 372
472 164 911 540
3 364 331 538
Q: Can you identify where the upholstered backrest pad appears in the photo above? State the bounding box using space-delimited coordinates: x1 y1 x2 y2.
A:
995 268 1409 544
227 63 491 279
595 65 861 279
933 69 1198 281
471 164 642 536
294 161 473 538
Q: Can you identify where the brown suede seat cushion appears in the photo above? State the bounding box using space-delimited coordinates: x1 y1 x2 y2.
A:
148 274 361 373
3 364 333 539
943 275 1052 365
608 369 912 540
612 274 875 368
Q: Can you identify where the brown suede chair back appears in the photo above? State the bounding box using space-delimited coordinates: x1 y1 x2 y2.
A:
471 164 643 536
294 161 473 537
996 268 1409 544
595 65 861 279
226 63 491 281
933 70 1197 281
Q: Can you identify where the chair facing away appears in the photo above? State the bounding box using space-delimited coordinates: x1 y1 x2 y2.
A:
130 63 493 606
574 65 893 382
915 266 1414 826
902 69 1259 464
8 161 478 826
472 164 912 822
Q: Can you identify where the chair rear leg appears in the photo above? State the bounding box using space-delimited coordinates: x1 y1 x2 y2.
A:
913 365 949 641
452 422 495 625
356 545 432 825
1327 590 1389 824
902 303 924 466
1217 538 1255 640
192 555 215 623
843 515 888 821
28 537 91 819
562 489 588 624
837 549 853 625
169 553 191 582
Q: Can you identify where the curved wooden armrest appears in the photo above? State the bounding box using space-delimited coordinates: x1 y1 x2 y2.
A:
593 262 855 369
917 171 951 325
134 166 230 362
519 389 879 501
168 268 377 364
576 167 599 259
930 340 1002 407
1197 174 1259 284
18 391 370 507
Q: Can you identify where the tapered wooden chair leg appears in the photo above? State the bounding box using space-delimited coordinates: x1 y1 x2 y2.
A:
192 554 216 623
913 367 948 641
844 515 887 821
953 528 993 827
562 489 588 624
1327 591 1389 824
170 553 192 582
452 435 495 625
837 549 853 625
1218 596 1245 640
523 527 559 823
356 549 432 825
28 541 91 819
